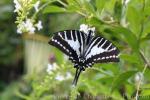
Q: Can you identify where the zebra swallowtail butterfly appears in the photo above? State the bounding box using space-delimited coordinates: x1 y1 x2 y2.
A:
49 30 119 86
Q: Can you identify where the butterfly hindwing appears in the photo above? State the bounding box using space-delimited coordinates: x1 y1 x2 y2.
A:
84 36 119 67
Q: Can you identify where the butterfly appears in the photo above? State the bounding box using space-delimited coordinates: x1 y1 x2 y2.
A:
48 29 120 86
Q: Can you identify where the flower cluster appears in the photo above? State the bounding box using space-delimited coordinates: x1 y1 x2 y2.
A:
14 0 43 34
80 24 95 36
14 0 22 12
55 72 72 81
46 63 58 74
46 63 72 81
17 19 43 34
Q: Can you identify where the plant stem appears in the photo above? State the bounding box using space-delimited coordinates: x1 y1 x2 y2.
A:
140 50 150 69
32 0 56 19
135 50 150 99
57 0 67 7
76 11 87 17
135 64 147 100
57 0 87 18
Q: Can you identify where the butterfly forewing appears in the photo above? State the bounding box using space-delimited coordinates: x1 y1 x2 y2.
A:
49 30 87 64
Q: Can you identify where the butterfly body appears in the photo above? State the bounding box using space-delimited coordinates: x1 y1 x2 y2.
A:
49 29 119 85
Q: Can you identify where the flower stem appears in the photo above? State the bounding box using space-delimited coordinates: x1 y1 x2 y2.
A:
32 0 56 19
140 50 150 69
57 0 67 7
135 64 147 100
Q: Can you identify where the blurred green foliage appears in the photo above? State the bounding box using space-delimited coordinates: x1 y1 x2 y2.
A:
0 0 22 65
1 0 150 100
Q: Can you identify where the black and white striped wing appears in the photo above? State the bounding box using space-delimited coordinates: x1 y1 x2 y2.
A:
84 36 119 67
48 30 86 63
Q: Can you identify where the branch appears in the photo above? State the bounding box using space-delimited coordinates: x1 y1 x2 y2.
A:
32 0 57 19
135 64 147 100
140 50 150 69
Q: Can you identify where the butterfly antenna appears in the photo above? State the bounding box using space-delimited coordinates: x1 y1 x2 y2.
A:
72 67 82 86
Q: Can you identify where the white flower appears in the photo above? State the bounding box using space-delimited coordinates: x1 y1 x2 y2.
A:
16 19 43 34
66 72 72 79
79 24 95 36
52 63 58 69
80 24 89 33
17 21 25 34
46 63 57 74
17 28 22 34
16 19 35 34
125 0 130 5
55 74 65 81
24 19 35 34
35 20 43 30
135 72 144 84
55 72 72 81
14 0 21 12
122 0 130 5
47 64 53 74
34 1 40 12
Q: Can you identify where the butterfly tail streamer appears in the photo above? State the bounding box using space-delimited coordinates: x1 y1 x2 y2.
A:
72 68 82 86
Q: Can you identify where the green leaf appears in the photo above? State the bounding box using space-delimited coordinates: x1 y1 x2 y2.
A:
141 33 150 43
111 71 137 92
126 6 141 35
105 0 116 14
99 63 120 76
140 36 150 62
96 0 106 13
52 48 64 65
66 0 76 5
114 1 122 21
142 21 150 38
66 0 80 12
87 17 103 27
83 0 95 15
141 84 150 96
145 0 150 12
66 5 79 12
120 54 142 65
144 6 150 17
43 5 66 14
105 26 139 52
